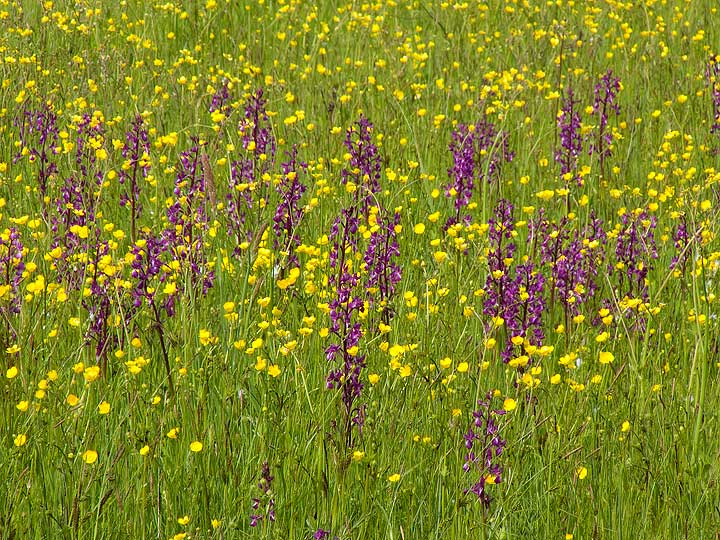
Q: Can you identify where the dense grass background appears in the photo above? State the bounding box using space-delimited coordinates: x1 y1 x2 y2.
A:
1 0 719 538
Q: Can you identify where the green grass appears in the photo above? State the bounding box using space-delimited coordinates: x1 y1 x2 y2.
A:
1 0 720 538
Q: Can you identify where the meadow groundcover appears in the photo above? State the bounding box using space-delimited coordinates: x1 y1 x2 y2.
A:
1 1 719 538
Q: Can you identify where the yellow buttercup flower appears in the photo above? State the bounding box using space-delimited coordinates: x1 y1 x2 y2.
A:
82 450 98 464
190 441 203 452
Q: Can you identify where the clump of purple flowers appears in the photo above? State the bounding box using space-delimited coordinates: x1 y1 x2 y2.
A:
326 206 367 445
446 123 476 227
225 89 276 256
165 138 215 297
706 55 720 136
669 216 697 280
445 115 513 227
13 100 59 211
539 214 607 318
250 461 276 528
325 116 388 447
119 114 151 243
82 239 121 366
273 146 307 271
463 392 507 510
552 234 593 321
555 86 583 188
240 89 276 164
0 228 26 343
71 113 106 198
589 69 621 178
483 200 546 363
341 115 382 217
129 234 177 395
612 210 658 302
513 263 546 348
363 210 402 323
50 113 106 290
483 200 518 359
209 79 233 119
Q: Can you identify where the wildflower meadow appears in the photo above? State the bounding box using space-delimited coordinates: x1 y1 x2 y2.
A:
2 1 720 538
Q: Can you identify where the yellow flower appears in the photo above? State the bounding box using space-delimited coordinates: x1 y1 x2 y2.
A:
277 267 301 290
198 328 213 346
576 466 588 480
388 473 401 483
509 355 529 368
139 445 150 456
167 427 179 439
16 400 29 412
399 365 412 378
413 222 425 234
14 434 27 447
536 189 554 201
82 450 98 464
456 362 469 373
6 366 18 379
598 351 614 364
190 441 203 452
352 450 365 461
621 421 631 432
163 281 177 295
267 364 281 378
368 373 380 385
83 365 100 383
503 398 517 412
67 394 80 406
98 401 111 415
433 251 447 264
178 515 191 526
